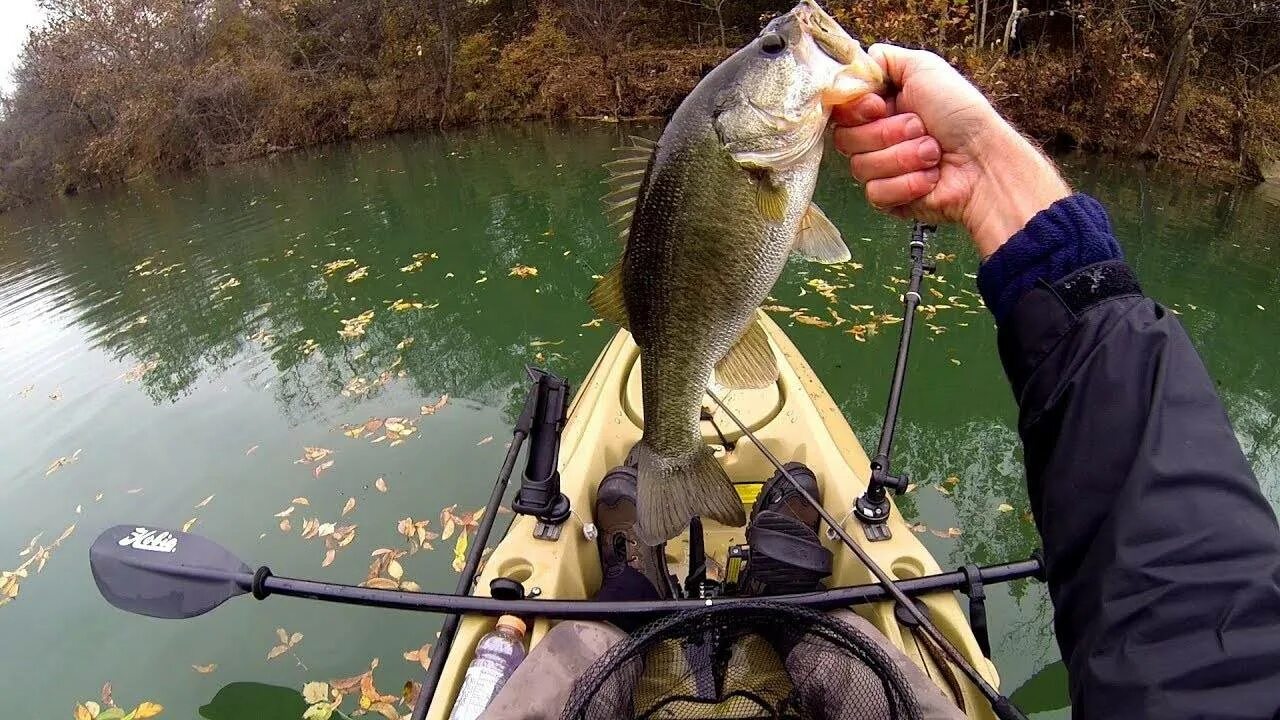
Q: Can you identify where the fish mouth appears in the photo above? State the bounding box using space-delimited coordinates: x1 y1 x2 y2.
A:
793 0 886 103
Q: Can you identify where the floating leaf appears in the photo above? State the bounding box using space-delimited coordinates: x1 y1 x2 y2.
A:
933 484 951 496
998 503 1015 513
374 477 387 493
322 258 358 276
344 266 369 283
476 435 493 446
182 518 198 532
387 559 404 580
192 663 217 674
452 531 469 573
302 681 330 705
132 701 164 719
245 444 259 455
581 318 604 328
508 264 538 278
342 497 357 516
389 298 424 311
195 494 214 509
275 506 296 518
279 517 292 533
944 475 960 487
74 703 96 720
313 460 334 478
908 522 928 533
292 497 310 506
420 394 449 415
793 314 832 328
338 310 375 340
322 549 336 567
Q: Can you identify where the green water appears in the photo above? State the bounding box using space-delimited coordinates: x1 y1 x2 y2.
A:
3 122 1279 719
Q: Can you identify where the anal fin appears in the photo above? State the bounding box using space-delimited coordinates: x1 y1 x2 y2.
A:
714 320 778 389
793 203 851 263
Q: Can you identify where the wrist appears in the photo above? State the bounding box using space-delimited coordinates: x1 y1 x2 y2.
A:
964 124 1070 259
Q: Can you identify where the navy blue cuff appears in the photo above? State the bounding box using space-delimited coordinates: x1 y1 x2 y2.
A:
976 194 1122 324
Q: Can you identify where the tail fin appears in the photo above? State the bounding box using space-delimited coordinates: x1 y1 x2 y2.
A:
633 442 746 546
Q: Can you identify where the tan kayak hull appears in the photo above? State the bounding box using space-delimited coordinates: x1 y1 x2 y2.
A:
428 313 999 719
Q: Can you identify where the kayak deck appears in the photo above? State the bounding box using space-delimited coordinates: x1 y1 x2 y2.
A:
427 313 999 719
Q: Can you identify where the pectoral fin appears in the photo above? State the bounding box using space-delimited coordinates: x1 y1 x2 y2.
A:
587 263 629 329
792 203 851 263
756 181 789 222
714 320 778 389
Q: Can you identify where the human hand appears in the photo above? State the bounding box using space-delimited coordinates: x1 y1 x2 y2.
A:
832 44 1069 258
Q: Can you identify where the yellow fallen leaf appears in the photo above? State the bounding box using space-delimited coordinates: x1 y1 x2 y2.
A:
302 681 330 704
192 663 217 673
133 701 164 719
374 477 388 493
944 475 961 486
74 703 94 720
279 517 292 533
933 484 951 496
581 318 604 328
182 518 198 532
342 497 357 516
292 497 310 506
275 506 295 518
322 549 336 567
998 503 1014 513
195 494 214 509
508 264 538 278
476 436 493 446
387 560 404 580
344 266 369 283
452 531 469 573
475 276 488 284
313 460 334 478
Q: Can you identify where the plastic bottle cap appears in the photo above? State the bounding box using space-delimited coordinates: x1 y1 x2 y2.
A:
496 614 526 637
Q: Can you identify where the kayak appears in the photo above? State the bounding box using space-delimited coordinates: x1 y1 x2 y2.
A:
427 311 1000 719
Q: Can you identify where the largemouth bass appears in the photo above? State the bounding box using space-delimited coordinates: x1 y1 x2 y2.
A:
590 1 885 545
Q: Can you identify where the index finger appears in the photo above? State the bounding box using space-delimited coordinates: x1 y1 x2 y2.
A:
832 93 894 127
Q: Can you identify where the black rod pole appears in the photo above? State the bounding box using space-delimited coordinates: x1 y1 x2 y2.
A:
410 428 529 720
872 223 929 472
256 556 1042 619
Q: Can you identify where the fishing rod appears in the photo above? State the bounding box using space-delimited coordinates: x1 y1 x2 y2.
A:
89 522 1041 618
705 389 1028 720
855 220 934 535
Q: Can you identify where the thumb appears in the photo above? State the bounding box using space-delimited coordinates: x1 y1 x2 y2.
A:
867 43 935 89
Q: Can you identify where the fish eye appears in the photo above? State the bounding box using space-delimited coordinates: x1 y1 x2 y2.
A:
760 32 787 55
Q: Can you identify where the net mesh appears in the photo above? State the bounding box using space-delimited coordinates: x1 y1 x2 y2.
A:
562 601 923 720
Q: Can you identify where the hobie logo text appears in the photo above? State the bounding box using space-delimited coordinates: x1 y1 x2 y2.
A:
118 527 178 553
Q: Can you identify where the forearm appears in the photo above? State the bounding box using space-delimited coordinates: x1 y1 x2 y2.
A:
980 197 1280 717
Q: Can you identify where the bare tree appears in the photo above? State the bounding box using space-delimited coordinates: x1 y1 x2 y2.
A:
563 0 639 116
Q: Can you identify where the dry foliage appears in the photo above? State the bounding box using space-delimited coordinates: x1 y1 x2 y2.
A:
2 0 1279 212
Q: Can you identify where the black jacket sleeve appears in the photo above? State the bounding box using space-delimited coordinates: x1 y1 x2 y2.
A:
989 212 1280 717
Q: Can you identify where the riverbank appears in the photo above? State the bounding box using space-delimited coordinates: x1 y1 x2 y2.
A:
2 1 1277 213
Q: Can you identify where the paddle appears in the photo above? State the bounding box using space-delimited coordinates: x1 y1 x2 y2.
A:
90 525 254 619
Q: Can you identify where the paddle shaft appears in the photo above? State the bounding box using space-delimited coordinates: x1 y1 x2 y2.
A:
248 555 1041 616
410 426 528 720
706 389 1028 720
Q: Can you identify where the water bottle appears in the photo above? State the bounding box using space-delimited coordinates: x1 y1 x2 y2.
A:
447 615 528 720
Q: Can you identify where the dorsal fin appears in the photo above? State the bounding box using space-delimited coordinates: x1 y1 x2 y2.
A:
601 136 656 245
587 263 629 329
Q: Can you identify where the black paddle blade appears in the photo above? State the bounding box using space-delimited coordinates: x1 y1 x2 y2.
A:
90 525 254 619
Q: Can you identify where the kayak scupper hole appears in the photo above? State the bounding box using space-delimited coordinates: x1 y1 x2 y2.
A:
890 557 926 581
495 558 534 584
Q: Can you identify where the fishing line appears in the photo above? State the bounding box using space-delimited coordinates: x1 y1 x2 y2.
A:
704 388 1028 720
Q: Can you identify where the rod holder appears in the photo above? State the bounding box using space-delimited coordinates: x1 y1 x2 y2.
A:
512 367 572 526
856 222 936 538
